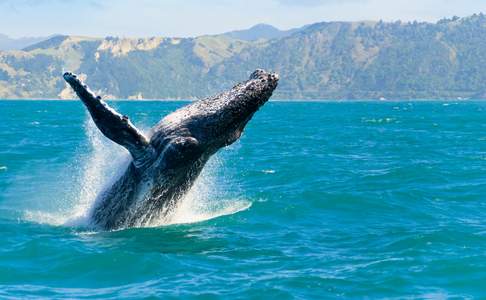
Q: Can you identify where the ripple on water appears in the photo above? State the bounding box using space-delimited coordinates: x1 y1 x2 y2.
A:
1 101 486 298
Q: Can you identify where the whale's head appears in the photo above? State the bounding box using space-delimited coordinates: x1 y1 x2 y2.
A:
189 69 279 152
152 69 279 159
144 69 279 190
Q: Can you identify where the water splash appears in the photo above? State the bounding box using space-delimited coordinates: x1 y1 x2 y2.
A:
155 154 251 227
24 116 250 229
24 118 129 226
64 118 131 226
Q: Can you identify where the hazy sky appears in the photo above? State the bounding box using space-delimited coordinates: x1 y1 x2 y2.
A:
1 0 485 38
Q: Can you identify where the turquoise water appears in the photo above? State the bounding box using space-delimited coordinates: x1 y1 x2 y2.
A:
1 100 486 298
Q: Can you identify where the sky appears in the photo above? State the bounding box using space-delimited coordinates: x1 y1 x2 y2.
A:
1 0 485 38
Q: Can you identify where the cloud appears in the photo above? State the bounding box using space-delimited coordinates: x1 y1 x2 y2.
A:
0 0 102 9
0 0 484 38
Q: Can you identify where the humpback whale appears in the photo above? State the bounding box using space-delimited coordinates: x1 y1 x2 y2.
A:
63 69 279 230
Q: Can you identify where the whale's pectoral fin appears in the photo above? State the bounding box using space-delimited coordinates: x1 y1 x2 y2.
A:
63 72 154 168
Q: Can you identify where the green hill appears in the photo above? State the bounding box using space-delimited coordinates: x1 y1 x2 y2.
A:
2 15 486 100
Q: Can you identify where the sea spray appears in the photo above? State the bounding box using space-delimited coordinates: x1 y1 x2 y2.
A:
23 117 130 226
157 154 251 226
65 118 131 226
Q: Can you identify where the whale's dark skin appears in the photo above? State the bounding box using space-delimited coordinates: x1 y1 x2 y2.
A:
63 70 279 230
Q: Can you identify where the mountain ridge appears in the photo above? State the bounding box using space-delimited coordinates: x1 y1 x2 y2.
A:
0 34 51 51
220 23 302 41
2 15 486 100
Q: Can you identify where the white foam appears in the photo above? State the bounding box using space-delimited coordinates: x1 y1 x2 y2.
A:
68 119 131 226
149 151 251 227
167 199 251 225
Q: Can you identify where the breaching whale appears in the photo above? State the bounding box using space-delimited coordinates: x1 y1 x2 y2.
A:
63 70 279 230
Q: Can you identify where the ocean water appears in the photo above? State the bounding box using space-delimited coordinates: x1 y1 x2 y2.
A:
1 100 486 299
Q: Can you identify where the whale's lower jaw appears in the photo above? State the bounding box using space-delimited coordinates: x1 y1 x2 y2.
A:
63 69 278 230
